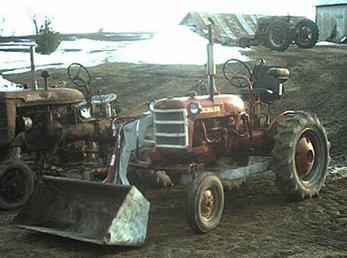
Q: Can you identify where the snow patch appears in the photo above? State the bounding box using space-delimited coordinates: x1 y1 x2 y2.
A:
0 26 249 74
0 75 23 91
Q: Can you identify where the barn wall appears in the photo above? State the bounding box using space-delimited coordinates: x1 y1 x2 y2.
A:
316 5 347 41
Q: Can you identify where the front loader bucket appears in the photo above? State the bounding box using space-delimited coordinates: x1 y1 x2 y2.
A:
13 176 150 246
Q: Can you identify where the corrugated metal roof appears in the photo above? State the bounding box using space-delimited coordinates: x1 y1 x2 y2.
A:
316 0 347 6
180 12 311 47
180 12 260 45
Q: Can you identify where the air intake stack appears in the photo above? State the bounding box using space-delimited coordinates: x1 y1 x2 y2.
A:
207 18 217 101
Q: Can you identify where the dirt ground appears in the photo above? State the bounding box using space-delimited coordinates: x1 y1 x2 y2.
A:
2 45 347 257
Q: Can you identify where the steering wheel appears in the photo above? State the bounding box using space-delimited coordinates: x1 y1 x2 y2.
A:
67 63 92 89
222 58 252 88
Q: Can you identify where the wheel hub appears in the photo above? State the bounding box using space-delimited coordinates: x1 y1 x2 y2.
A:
299 27 313 42
295 135 315 178
200 189 215 219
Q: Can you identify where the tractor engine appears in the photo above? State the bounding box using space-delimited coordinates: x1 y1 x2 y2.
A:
0 88 115 165
150 94 258 166
148 20 289 169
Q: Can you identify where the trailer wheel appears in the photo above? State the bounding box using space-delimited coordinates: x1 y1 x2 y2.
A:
186 172 224 233
265 21 291 51
272 112 329 200
295 19 319 49
0 160 35 210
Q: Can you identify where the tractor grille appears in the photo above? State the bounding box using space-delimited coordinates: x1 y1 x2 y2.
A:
153 109 188 148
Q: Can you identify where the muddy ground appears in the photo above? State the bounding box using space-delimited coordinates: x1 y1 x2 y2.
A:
2 45 347 257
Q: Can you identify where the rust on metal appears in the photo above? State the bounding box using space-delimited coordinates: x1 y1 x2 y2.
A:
200 189 215 220
14 176 150 246
295 133 316 178
0 88 85 106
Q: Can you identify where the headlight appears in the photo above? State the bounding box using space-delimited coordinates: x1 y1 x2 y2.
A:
190 102 201 115
22 117 33 130
79 105 92 119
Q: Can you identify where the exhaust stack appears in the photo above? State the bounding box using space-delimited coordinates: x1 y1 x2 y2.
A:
29 45 38 90
207 18 216 101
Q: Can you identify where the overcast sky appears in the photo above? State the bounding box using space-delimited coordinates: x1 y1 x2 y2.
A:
0 0 317 35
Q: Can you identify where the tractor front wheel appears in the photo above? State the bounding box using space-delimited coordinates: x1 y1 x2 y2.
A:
272 112 329 200
186 172 224 233
0 160 35 210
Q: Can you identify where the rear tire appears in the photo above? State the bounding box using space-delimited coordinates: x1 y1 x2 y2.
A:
265 21 291 51
295 19 319 49
271 112 329 200
186 172 224 233
0 160 35 210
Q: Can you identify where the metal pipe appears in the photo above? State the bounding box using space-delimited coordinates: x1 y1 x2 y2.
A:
29 46 38 90
207 19 217 101
41 71 50 91
200 120 216 144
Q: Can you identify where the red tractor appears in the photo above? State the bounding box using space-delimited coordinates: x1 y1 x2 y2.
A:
133 21 330 233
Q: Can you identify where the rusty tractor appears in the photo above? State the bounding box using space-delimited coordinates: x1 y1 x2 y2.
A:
130 20 329 233
0 43 150 246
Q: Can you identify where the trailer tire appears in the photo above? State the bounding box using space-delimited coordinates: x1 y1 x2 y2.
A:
0 160 35 210
271 111 329 201
295 19 319 49
186 172 224 233
265 21 291 51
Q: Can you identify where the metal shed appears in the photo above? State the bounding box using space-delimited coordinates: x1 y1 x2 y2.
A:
316 0 347 42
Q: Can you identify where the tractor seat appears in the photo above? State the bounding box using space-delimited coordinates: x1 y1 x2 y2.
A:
242 65 289 104
252 88 279 104
239 87 278 103
267 67 290 83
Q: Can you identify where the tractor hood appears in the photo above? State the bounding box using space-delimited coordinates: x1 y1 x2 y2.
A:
154 94 246 115
0 88 85 106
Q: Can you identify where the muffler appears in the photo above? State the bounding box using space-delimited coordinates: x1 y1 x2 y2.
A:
13 176 150 246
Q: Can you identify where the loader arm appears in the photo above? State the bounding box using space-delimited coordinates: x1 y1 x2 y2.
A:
104 113 153 185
